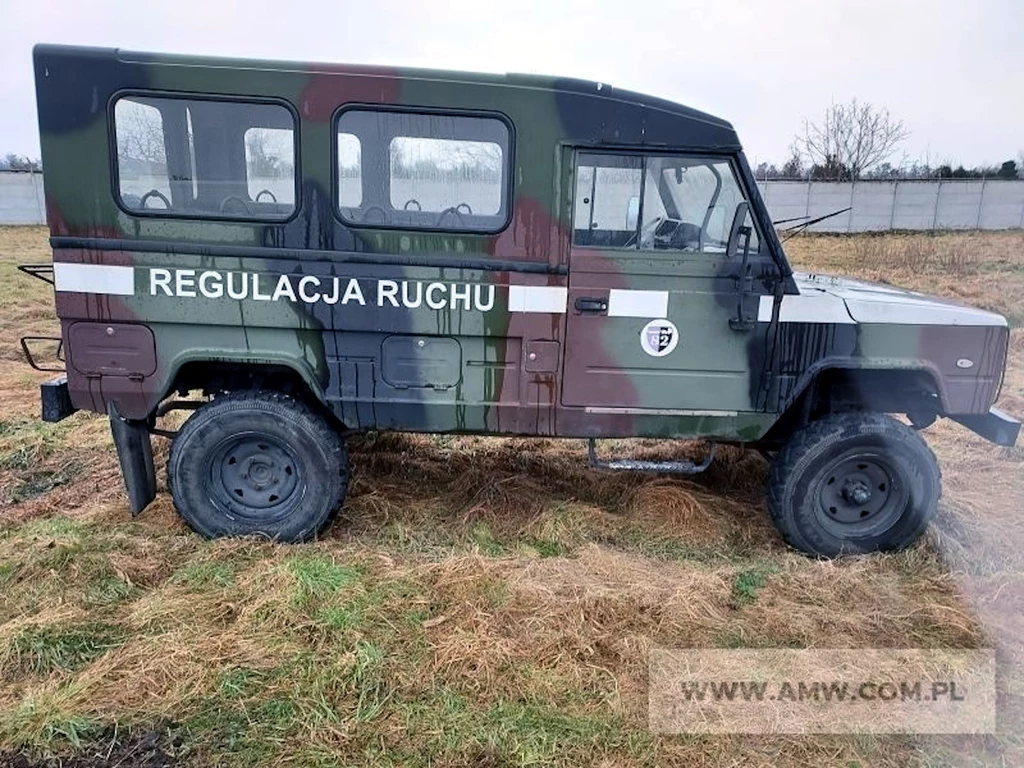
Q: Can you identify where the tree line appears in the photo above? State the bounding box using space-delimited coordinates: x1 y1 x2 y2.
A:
757 100 1022 182
0 154 41 171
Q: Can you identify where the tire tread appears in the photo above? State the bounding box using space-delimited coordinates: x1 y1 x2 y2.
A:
167 390 348 541
767 412 940 556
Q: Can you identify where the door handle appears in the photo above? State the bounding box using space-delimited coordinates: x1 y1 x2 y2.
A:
574 297 608 313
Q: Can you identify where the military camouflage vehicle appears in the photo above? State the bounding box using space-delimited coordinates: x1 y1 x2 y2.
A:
23 44 1019 556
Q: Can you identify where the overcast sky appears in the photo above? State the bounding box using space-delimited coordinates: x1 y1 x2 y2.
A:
1 0 1021 168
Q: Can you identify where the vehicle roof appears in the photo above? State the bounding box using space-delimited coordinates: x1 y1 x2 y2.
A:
33 43 741 151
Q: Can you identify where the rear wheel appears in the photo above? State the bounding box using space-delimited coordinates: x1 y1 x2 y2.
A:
168 391 348 541
768 413 940 556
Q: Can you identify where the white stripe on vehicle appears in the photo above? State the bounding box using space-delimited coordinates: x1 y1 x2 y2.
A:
843 298 1008 326
54 263 135 296
758 293 856 324
507 285 568 313
760 291 1006 326
607 289 669 318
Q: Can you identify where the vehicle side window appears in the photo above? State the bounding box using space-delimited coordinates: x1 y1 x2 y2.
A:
573 154 642 248
572 152 761 255
335 109 510 232
337 132 362 207
113 95 296 220
114 100 172 206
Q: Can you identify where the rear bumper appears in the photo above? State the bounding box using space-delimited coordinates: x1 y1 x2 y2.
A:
952 408 1021 447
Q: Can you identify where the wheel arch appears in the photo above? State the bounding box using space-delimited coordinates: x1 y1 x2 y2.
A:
160 357 340 428
761 363 947 446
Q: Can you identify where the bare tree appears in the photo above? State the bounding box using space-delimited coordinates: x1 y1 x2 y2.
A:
796 100 908 181
115 101 166 164
1 153 41 171
781 144 804 179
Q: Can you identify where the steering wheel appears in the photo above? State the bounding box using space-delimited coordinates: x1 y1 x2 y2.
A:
139 189 171 210
219 195 251 215
255 189 277 203
403 198 422 211
455 202 473 215
625 215 664 249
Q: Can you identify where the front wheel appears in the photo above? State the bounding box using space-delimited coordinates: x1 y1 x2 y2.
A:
167 391 348 541
768 413 940 556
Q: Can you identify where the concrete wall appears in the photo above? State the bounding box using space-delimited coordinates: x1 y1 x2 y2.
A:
757 179 1024 232
4 170 1024 232
0 171 46 225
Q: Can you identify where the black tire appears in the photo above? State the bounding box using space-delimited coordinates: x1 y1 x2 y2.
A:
768 413 940 557
167 390 348 541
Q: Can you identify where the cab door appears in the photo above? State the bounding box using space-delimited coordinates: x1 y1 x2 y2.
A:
561 151 774 414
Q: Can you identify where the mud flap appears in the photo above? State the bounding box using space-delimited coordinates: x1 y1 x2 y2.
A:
108 402 157 515
952 407 1021 447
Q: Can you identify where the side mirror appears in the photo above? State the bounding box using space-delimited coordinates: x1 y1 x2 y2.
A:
625 196 640 231
727 202 757 332
726 202 751 257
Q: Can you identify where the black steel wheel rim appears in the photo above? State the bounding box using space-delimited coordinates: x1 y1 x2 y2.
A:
206 431 303 521
813 449 910 538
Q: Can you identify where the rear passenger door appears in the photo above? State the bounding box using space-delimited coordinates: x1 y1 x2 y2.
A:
561 151 773 414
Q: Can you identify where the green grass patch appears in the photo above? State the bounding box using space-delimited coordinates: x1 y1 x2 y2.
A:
731 563 780 607
0 420 75 471
190 646 394 765
0 700 104 752
2 621 126 678
288 554 365 600
391 691 656 766
312 575 430 640
173 560 237 590
83 574 136 607
468 521 508 556
349 640 391 722
520 537 567 558
17 514 89 538
38 714 102 749
480 577 509 610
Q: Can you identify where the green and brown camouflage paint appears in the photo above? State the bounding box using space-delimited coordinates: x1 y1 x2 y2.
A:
32 45 1011 447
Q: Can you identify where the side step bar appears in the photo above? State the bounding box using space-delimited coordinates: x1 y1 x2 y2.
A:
587 439 716 474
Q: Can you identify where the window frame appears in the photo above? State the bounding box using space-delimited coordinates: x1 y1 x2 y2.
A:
108 89 302 224
331 103 516 235
571 149 765 255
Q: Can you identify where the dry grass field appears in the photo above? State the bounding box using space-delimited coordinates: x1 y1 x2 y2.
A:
0 226 1022 767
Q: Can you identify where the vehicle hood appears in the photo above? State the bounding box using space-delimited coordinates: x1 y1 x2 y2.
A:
789 272 1007 327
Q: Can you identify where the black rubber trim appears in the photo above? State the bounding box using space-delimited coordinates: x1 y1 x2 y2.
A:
50 236 566 275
